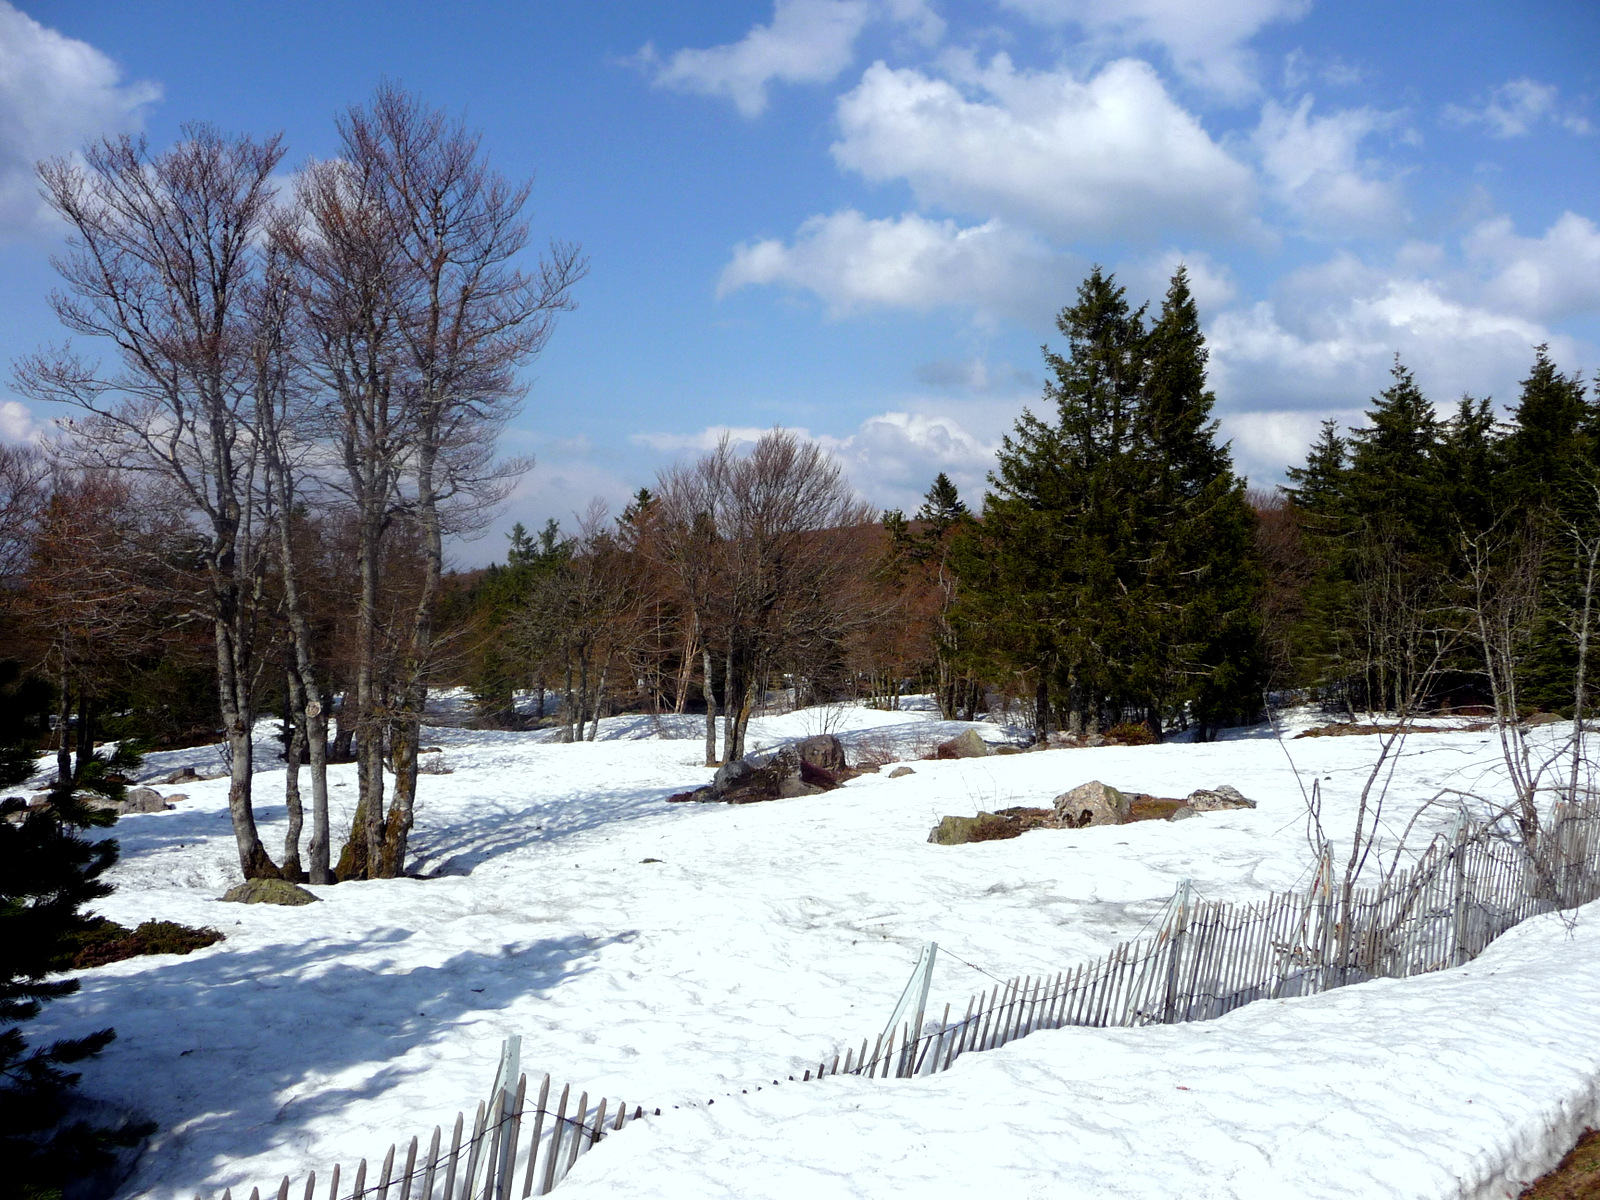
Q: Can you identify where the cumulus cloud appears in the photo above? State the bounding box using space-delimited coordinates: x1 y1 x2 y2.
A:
642 0 943 117
0 3 159 234
1122 248 1237 311
999 0 1310 97
633 408 1018 514
1444 78 1591 139
718 208 1074 321
831 56 1257 240
1254 96 1404 233
1466 211 1600 321
1206 253 1570 421
0 398 43 442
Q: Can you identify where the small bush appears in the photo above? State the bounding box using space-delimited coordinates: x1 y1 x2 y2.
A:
1105 722 1158 746
61 918 224 970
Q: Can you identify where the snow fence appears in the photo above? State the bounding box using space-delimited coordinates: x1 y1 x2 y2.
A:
205 805 1600 1200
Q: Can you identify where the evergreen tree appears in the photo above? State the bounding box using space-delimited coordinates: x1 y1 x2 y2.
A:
1 688 144 1195
956 266 1262 736
1136 268 1262 728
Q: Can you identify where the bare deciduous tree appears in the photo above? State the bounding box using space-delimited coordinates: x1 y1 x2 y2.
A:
18 126 287 878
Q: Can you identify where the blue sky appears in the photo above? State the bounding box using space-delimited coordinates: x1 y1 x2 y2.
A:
0 1 1596 564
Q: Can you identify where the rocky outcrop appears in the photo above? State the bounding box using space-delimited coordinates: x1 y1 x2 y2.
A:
222 878 319 905
1185 785 1256 811
1051 780 1131 828
935 729 992 759
85 787 174 816
667 737 863 804
889 766 915 779
798 734 847 772
928 807 1053 845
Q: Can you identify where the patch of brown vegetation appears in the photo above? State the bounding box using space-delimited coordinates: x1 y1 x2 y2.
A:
1521 1128 1600 1199
60 918 224 969
1295 722 1491 739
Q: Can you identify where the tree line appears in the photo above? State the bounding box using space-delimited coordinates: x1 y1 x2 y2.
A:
5 203 1596 892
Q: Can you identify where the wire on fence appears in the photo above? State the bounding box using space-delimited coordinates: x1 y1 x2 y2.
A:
200 1075 661 1200
803 804 1600 1082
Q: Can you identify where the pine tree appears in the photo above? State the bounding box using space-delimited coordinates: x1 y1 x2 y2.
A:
956 266 1262 736
0 690 144 1194
1137 268 1262 729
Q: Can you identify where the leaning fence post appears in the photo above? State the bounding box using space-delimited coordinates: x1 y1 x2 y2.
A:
1450 806 1471 965
1161 878 1191 1024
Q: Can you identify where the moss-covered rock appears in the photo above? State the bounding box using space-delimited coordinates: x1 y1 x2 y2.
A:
222 878 319 906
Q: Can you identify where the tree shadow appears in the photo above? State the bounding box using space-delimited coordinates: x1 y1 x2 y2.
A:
36 927 633 1196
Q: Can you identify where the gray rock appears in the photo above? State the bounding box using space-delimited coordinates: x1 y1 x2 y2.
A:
1169 805 1197 821
222 878 320 906
122 787 170 813
1051 780 1130 828
778 777 824 798
889 766 915 779
1186 785 1256 812
797 734 847 772
712 757 754 794
936 728 992 759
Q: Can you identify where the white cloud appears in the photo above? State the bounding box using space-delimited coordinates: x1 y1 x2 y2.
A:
642 0 951 117
1219 407 1365 487
1466 211 1600 321
0 398 43 442
1123 248 1237 311
0 2 159 234
831 56 1257 240
1206 255 1572 418
719 208 1073 321
1444 78 1591 139
1254 96 1403 232
999 0 1310 98
634 409 1008 514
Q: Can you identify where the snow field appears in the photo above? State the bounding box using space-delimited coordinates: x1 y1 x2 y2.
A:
18 701 1595 1198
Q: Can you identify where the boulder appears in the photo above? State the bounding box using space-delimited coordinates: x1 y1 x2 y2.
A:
797 734 848 772
929 806 1053 845
935 728 991 759
1050 780 1130 829
889 766 915 779
122 787 170 813
222 878 319 906
1185 785 1256 812
1169 805 1197 821
778 777 824 798
712 757 753 793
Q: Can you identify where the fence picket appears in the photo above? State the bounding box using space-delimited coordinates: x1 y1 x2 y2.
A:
521 1075 550 1200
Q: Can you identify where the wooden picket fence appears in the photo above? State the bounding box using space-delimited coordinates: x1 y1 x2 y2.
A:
803 804 1600 1082
205 1073 659 1200
204 807 1600 1197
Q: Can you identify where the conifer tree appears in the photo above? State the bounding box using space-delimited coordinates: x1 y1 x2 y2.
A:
0 694 144 1193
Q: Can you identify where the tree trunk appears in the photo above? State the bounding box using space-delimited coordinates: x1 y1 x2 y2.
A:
217 613 277 879
281 669 306 882
587 662 608 741
722 641 736 763
1034 666 1051 745
54 659 71 787
703 646 718 766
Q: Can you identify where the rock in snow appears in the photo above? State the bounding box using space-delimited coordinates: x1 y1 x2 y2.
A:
221 878 320 906
1051 780 1131 828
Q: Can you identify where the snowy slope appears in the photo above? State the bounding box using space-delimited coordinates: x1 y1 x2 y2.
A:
16 702 1593 1198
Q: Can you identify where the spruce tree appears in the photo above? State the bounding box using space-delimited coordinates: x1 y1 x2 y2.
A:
1 682 142 1195
957 266 1263 736
1137 268 1262 729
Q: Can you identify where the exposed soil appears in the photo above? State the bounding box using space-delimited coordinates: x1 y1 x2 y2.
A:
1522 1129 1600 1199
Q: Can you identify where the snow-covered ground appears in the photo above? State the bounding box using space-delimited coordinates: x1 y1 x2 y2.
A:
19 699 1598 1199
